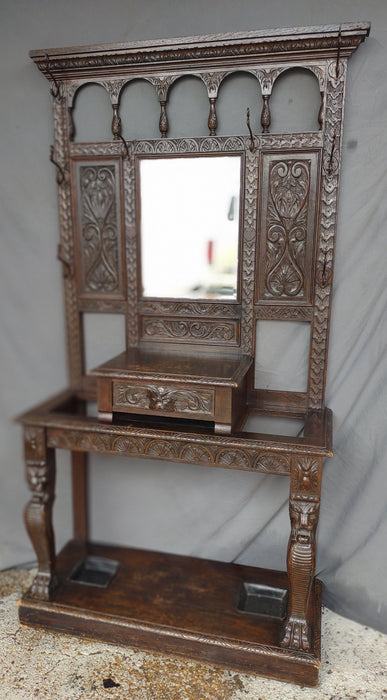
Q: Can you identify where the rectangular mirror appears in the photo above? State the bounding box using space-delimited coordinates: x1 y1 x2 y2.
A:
139 155 241 300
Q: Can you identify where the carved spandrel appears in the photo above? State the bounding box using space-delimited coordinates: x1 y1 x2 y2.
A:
75 163 124 298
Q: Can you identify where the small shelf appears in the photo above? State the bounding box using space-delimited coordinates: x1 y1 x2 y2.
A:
89 349 253 433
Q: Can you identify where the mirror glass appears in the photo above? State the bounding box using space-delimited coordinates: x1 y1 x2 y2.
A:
140 155 241 299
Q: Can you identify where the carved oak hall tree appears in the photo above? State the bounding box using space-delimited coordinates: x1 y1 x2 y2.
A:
18 23 369 687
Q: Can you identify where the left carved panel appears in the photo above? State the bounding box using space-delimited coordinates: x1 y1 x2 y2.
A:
72 160 125 300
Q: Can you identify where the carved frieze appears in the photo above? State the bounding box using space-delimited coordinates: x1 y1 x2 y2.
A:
141 318 238 345
75 163 124 298
46 426 297 476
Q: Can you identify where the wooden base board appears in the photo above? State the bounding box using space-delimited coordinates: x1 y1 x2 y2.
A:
19 541 321 686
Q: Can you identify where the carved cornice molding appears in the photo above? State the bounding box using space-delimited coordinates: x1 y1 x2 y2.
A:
30 24 369 81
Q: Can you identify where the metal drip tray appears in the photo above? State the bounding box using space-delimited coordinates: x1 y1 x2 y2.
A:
237 582 288 618
69 556 119 588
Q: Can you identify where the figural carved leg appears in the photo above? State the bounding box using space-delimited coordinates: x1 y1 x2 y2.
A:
281 455 322 651
24 426 57 600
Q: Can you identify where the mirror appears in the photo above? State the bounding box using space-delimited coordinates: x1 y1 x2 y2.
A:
139 155 241 299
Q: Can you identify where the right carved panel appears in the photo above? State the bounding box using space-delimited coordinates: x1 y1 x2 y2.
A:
257 152 320 305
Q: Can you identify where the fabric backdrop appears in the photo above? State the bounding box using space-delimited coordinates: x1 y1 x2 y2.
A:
0 0 386 633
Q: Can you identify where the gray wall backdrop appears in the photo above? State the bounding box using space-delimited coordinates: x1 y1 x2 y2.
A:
0 0 386 634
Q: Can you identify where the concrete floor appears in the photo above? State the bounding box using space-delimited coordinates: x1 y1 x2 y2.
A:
0 569 386 699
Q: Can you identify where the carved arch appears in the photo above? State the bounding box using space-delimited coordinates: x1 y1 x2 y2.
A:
270 67 322 133
70 81 114 142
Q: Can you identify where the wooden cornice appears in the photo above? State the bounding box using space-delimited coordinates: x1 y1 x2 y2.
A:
30 22 370 81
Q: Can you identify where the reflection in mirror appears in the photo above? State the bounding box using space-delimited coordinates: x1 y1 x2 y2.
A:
140 156 241 299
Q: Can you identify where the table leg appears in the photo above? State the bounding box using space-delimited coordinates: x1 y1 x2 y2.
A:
281 455 322 651
24 426 57 601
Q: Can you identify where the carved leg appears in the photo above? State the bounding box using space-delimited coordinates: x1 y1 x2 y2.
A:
281 456 322 652
24 426 57 601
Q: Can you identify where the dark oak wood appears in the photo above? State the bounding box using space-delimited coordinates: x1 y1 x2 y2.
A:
89 349 253 433
19 540 322 686
17 22 370 687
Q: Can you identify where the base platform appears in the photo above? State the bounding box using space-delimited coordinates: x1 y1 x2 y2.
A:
19 540 321 686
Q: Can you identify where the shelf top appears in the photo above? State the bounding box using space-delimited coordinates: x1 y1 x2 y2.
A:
29 22 370 80
89 349 253 387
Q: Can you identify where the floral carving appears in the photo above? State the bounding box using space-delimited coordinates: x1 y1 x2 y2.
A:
78 165 121 294
265 160 310 298
293 457 320 493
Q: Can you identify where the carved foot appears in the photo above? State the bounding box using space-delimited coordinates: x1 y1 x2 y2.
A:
29 571 58 601
281 615 311 651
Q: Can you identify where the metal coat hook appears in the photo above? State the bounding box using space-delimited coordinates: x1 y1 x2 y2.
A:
116 133 131 160
246 108 256 152
328 133 336 175
335 27 342 78
50 146 66 184
45 54 61 100
57 244 73 278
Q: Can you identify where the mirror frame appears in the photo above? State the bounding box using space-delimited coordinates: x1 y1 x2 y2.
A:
136 151 244 303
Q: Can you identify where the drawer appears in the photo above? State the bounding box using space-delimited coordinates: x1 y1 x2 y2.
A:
112 381 215 420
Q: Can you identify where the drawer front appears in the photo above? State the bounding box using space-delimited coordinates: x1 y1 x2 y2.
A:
112 381 215 420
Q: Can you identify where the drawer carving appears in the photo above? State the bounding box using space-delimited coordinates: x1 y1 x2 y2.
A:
113 382 215 416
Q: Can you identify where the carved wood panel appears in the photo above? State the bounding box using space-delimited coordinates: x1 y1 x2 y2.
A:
140 317 239 345
72 159 125 300
257 152 320 305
